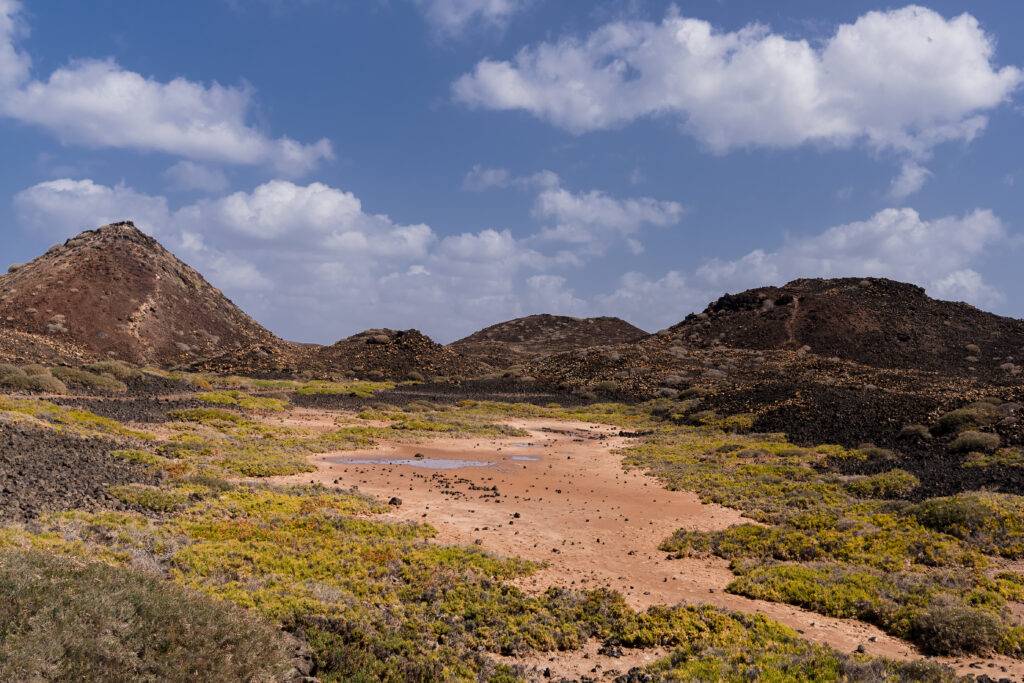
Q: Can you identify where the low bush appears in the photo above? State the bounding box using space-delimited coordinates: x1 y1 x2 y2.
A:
0 369 67 394
845 469 920 499
912 492 1024 559
51 367 127 393
169 407 246 426
908 598 1003 656
949 430 1001 453
931 403 1000 436
296 380 395 397
899 424 931 440
963 448 1024 469
84 360 142 381
0 549 293 682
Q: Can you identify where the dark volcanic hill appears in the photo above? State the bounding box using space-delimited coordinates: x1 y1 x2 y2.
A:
0 222 278 365
668 277 1024 376
313 329 488 380
451 314 648 369
184 329 487 381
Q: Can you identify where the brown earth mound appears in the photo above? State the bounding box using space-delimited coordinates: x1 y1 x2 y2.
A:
451 314 648 369
0 222 279 366
668 277 1024 377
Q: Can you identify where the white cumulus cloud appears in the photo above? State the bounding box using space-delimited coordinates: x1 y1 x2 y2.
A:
417 0 530 37
454 6 1021 157
533 185 684 255
0 1 331 175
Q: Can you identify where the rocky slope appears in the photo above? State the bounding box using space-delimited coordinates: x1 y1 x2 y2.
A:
0 222 278 365
0 327 95 365
668 277 1024 377
451 314 648 369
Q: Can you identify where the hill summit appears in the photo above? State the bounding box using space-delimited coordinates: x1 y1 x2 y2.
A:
451 313 648 368
668 277 1024 375
0 222 277 365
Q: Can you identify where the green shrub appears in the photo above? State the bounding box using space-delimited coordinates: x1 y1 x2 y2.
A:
0 549 293 682
949 430 1001 453
108 484 190 513
84 360 142 381
932 404 1000 436
109 449 166 467
0 372 27 390
0 369 66 393
846 470 920 498
912 492 1024 558
296 380 395 397
51 367 127 393
908 599 1003 656
19 364 49 376
27 373 67 393
963 448 1024 469
168 407 246 425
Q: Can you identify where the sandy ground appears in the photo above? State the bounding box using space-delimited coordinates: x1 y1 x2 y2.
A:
269 414 1023 681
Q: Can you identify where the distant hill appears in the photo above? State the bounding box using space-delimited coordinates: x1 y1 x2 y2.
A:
451 314 648 369
313 328 488 380
667 277 1024 376
0 222 278 365
182 329 487 381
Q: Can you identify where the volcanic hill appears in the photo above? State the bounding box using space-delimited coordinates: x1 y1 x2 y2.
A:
668 277 1024 376
0 222 278 365
451 313 648 369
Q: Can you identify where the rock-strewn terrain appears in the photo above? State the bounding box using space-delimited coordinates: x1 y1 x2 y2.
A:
0 327 95 365
0 421 160 520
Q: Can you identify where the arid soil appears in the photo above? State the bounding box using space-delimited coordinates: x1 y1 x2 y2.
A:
269 411 1024 681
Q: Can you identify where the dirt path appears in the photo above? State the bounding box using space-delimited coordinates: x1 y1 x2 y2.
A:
273 415 1024 681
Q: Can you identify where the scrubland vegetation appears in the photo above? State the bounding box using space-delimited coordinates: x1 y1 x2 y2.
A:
1 375 1021 678
1 483 953 682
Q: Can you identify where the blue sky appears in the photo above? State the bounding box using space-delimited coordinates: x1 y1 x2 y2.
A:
0 1 1021 342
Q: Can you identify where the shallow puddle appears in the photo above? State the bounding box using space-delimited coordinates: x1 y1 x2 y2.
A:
328 456 493 470
509 455 540 461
